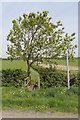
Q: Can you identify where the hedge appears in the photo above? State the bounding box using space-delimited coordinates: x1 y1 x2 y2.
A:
1 66 80 88
2 69 27 87
31 65 79 88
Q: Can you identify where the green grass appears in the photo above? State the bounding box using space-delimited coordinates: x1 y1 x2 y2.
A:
2 58 78 69
1 59 79 113
2 87 78 113
2 60 27 71
44 58 78 66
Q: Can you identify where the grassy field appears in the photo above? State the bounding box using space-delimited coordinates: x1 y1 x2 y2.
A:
44 58 78 66
1 59 79 113
2 60 27 71
2 87 78 113
1 58 79 69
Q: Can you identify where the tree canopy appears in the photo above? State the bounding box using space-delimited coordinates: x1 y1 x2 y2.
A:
7 11 77 83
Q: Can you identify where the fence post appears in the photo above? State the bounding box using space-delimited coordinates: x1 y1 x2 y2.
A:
67 49 70 89
38 76 40 89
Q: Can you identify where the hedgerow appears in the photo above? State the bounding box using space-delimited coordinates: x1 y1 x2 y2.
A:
31 65 79 88
2 69 27 87
1 65 80 88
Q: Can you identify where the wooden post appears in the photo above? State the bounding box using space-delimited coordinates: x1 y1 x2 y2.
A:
38 76 40 89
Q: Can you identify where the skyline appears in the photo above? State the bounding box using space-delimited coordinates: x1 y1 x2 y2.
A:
0 2 78 58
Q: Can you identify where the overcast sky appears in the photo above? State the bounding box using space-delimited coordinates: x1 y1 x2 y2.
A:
0 1 78 58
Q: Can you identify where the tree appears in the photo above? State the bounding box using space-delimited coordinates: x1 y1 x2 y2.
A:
7 11 77 85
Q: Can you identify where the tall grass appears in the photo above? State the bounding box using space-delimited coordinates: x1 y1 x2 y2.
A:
2 87 78 113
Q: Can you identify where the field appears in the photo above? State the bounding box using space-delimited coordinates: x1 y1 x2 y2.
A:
43 58 78 66
1 58 79 114
2 87 78 113
2 58 79 69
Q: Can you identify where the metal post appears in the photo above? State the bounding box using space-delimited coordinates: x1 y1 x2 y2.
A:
67 49 70 89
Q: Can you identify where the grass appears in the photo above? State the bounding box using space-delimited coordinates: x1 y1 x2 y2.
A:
1 59 78 75
2 86 78 113
43 58 78 66
2 58 78 69
1 59 79 113
2 60 27 71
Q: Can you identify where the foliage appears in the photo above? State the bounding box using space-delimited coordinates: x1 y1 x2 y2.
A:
2 69 27 87
2 87 78 113
32 65 79 88
2 59 39 83
7 11 77 81
1 62 79 88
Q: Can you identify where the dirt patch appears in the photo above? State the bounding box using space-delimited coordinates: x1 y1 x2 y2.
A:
2 110 78 118
39 63 79 71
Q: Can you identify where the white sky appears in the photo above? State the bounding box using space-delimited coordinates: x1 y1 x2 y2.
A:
0 1 79 58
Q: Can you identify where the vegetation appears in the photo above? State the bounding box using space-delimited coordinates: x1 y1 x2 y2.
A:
1 9 78 114
7 11 77 85
2 59 27 71
2 69 27 87
2 67 79 88
32 64 79 88
1 59 79 113
1 59 79 88
2 59 39 83
2 60 79 87
43 58 78 66
2 86 78 113
2 58 78 69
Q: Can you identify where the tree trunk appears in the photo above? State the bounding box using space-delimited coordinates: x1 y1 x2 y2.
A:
26 60 31 85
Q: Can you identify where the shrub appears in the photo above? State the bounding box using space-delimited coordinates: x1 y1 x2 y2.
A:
2 69 27 87
32 65 80 88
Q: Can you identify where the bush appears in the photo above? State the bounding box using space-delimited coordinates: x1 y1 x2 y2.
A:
32 65 80 88
2 69 27 87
